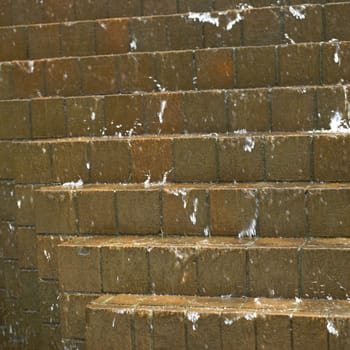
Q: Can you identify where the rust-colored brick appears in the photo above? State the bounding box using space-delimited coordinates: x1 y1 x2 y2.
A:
236 46 276 87
195 48 234 89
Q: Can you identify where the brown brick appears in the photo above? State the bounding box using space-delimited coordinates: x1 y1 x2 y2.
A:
117 188 161 234
66 96 105 137
46 58 81 96
0 100 31 139
308 187 350 237
0 63 13 100
39 279 59 323
0 142 13 180
134 308 152 349
61 21 95 57
118 53 155 92
40 324 61 350
130 17 167 52
178 0 213 12
143 92 184 134
329 317 350 349
58 243 101 292
90 139 130 182
197 246 246 296
293 314 327 350
0 181 15 218
43 0 75 23
35 190 77 234
302 241 350 299
315 134 350 181
259 187 307 237
105 94 143 136
131 138 173 182
96 19 130 55
109 0 141 17
153 308 186 350
19 270 39 311
143 0 177 15
28 24 60 59
61 293 100 339
102 246 149 293
52 141 89 182
75 0 108 20
256 314 292 349
210 187 258 236
149 246 197 294
185 91 227 133
13 60 44 99
81 56 117 95
167 16 203 50
156 51 194 91
163 186 208 235
227 89 270 131
284 5 323 43
325 3 350 41
279 44 320 85
218 136 264 182
0 27 27 61
215 0 281 10
12 0 42 25
173 137 217 182
186 310 221 349
265 135 311 181
0 0 12 26
17 227 37 269
15 185 35 226
62 340 86 350
221 312 255 350
236 46 276 88
204 11 241 48
196 48 234 89
14 142 52 184
271 88 315 131
3 260 19 298
86 307 132 350
1 221 16 258
77 190 116 234
244 7 281 46
32 98 66 138
316 86 346 130
248 239 300 298
322 42 350 84
22 311 41 350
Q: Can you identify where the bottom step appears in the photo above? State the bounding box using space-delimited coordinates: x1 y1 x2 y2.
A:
86 294 350 350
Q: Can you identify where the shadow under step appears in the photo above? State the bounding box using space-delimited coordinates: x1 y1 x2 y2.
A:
57 236 350 300
36 182 350 237
84 293 350 350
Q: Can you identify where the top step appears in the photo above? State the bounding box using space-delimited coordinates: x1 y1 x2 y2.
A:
2 2 350 62
0 0 337 27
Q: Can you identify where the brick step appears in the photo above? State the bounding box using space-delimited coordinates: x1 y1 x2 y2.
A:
2 2 349 62
0 1 335 28
83 294 350 350
57 236 350 299
2 85 350 140
35 182 350 237
1 41 350 100
13 133 350 185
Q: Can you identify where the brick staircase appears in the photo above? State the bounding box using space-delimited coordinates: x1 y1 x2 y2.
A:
1 0 350 349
